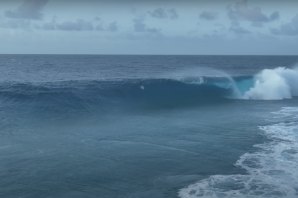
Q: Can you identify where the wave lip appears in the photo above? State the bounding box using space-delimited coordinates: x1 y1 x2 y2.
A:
179 107 298 198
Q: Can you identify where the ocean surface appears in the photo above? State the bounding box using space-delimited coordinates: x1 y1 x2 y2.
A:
0 55 298 198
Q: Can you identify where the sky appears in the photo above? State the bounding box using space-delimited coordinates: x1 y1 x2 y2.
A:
0 0 298 55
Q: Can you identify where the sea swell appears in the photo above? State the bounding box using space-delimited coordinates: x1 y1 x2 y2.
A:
0 78 233 112
0 67 297 114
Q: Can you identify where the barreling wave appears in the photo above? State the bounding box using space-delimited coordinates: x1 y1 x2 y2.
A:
0 67 297 113
0 78 234 113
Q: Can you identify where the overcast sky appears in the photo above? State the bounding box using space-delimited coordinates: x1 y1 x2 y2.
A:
0 0 298 55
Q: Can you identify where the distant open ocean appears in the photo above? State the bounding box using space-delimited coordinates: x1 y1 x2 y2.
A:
0 55 298 198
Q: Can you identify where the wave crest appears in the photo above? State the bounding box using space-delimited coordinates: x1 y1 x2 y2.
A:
242 67 298 100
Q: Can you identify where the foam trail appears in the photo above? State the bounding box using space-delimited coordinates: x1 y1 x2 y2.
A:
243 67 298 100
178 107 298 198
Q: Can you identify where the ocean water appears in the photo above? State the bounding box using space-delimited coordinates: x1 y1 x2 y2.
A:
0 55 298 198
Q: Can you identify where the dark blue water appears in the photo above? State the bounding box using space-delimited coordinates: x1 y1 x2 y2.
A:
0 55 298 198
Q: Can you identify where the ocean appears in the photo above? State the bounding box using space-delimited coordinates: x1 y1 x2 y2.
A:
0 55 298 198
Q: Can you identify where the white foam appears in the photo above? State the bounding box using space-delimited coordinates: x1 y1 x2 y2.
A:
179 107 298 198
243 67 298 100
163 66 298 100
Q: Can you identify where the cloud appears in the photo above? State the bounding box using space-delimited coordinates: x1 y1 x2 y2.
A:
199 11 218 20
0 19 31 29
228 0 279 24
5 0 48 20
168 8 179 20
41 21 55 30
271 14 298 36
148 8 178 20
38 18 118 32
270 11 280 21
57 19 94 31
133 17 160 33
38 19 93 31
230 25 250 34
107 21 118 32
0 14 117 32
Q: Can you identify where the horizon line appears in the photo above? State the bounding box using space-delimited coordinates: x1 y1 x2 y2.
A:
0 54 298 56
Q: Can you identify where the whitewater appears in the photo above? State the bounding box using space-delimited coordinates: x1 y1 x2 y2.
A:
242 67 298 100
179 107 298 198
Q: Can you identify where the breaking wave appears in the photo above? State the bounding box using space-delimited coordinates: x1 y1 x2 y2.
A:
0 67 297 113
242 67 298 100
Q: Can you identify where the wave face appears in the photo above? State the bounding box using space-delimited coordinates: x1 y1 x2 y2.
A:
0 78 237 112
179 107 298 198
0 67 297 113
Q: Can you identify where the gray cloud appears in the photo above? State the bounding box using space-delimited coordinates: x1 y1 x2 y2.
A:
230 25 250 34
38 18 118 32
39 19 93 31
107 21 118 32
228 0 279 24
95 23 104 31
5 0 48 20
58 19 94 31
270 11 280 21
0 14 117 32
133 17 160 33
168 8 179 19
199 11 218 20
0 19 31 29
271 14 298 36
41 20 55 30
148 8 178 20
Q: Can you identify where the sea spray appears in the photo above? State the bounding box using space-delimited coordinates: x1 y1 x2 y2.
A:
243 67 298 100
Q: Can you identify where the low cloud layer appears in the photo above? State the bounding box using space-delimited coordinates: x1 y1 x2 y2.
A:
271 14 298 36
230 25 250 34
1 0 298 54
5 0 48 20
0 17 119 32
0 19 31 29
133 17 160 33
42 19 118 32
148 8 178 20
199 11 218 20
228 0 279 25
42 19 94 31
